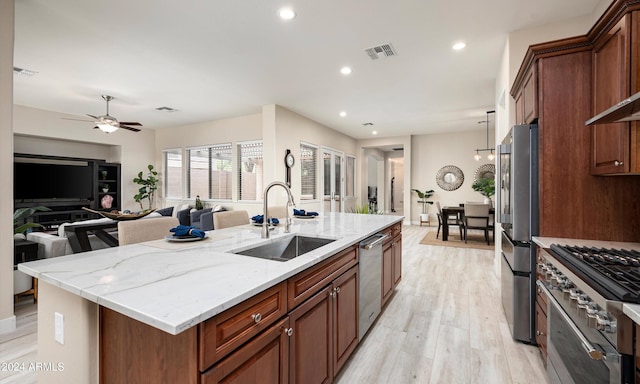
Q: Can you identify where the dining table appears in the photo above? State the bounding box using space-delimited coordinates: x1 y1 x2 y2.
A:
441 205 495 241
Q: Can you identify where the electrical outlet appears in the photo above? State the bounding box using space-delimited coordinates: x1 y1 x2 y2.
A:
54 312 64 345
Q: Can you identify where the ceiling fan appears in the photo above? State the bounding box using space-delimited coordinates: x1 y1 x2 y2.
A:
62 95 142 133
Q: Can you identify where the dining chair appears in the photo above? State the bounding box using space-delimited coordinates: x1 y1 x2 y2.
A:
117 217 179 246
212 210 250 229
462 203 490 245
435 201 464 239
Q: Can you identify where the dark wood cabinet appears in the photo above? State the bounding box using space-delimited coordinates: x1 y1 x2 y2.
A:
592 15 631 175
95 162 121 210
514 65 538 125
199 282 288 370
382 231 402 307
535 286 548 364
202 317 290 384
331 265 359 375
289 285 333 384
392 235 402 287
512 30 640 241
289 265 359 383
382 240 394 307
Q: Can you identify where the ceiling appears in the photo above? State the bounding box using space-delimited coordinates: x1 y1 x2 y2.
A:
13 0 600 139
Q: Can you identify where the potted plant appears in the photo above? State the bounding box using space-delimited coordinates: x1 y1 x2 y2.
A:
14 206 51 237
133 164 159 210
411 188 434 223
471 178 496 207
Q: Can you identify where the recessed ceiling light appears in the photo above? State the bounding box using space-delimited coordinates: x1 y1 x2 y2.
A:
372 131 378 135
279 8 296 20
340 66 352 75
339 111 347 117
452 42 466 50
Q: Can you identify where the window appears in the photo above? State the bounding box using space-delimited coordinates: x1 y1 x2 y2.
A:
300 143 317 200
238 141 263 201
346 155 356 198
187 144 232 200
163 148 183 199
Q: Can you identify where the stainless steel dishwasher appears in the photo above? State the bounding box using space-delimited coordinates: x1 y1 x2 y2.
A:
358 233 387 340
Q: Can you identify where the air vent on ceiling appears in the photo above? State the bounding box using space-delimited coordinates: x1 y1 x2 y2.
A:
13 67 38 77
362 122 374 126
365 43 397 60
155 106 179 112
393 147 403 151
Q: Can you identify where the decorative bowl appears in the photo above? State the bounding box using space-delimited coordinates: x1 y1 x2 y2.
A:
82 207 156 221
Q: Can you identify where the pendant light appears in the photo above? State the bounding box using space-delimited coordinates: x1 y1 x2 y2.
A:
474 110 495 161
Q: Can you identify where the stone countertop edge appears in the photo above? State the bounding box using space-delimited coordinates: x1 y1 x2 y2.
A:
18 213 403 335
533 236 640 325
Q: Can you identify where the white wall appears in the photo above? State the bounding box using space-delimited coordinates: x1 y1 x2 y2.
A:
13 105 156 212
273 105 358 213
410 130 495 225
154 105 357 217
0 0 15 333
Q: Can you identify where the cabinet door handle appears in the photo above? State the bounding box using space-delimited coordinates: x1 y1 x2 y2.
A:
614 160 624 167
536 330 545 336
334 287 340 294
285 327 293 337
251 313 262 323
329 292 336 298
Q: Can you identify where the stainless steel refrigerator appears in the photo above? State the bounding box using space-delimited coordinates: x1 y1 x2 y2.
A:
497 123 539 344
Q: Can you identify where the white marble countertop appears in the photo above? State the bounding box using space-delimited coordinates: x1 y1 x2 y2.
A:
19 212 402 335
534 236 640 325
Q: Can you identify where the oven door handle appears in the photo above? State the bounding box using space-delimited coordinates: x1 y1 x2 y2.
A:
536 280 604 361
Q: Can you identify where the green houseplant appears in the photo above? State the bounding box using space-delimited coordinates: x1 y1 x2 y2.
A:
471 178 495 206
133 164 159 210
14 206 51 235
411 188 434 222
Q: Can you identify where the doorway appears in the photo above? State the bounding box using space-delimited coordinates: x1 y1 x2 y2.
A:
322 148 343 213
388 155 404 216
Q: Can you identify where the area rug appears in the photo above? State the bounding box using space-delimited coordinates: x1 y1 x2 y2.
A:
419 231 494 251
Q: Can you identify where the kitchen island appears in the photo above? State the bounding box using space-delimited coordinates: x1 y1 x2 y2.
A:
19 212 403 384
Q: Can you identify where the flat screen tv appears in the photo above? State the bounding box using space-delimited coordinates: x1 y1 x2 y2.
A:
14 162 94 201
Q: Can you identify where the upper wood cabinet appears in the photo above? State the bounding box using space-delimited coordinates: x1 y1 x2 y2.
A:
514 65 538 125
591 15 632 174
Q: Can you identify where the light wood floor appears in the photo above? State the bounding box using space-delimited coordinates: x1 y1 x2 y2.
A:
0 225 547 384
335 225 548 384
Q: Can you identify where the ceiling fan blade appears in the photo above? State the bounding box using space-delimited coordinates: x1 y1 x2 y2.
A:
118 121 142 126
86 114 98 119
61 117 94 122
119 125 141 132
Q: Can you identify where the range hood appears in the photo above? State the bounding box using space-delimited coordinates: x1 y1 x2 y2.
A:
585 91 640 125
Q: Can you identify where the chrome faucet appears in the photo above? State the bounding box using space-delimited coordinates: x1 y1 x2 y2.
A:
262 181 296 239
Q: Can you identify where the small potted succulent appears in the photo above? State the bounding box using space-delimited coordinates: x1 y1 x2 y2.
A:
411 188 434 223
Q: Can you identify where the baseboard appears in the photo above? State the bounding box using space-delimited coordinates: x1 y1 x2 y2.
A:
0 314 16 334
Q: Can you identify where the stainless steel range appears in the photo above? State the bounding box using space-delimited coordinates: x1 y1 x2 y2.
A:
538 244 639 384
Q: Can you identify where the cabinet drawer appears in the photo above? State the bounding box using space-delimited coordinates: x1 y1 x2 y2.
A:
199 281 288 371
288 245 358 310
535 283 548 315
535 302 547 362
201 317 289 384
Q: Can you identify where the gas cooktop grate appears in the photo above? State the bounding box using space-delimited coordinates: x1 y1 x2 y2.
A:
550 244 640 303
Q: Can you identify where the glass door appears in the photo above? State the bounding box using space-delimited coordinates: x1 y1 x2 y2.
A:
322 148 343 213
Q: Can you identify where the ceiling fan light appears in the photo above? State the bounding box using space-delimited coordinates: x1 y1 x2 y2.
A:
97 123 118 133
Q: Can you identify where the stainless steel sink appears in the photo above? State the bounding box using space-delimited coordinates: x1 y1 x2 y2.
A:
232 235 336 262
